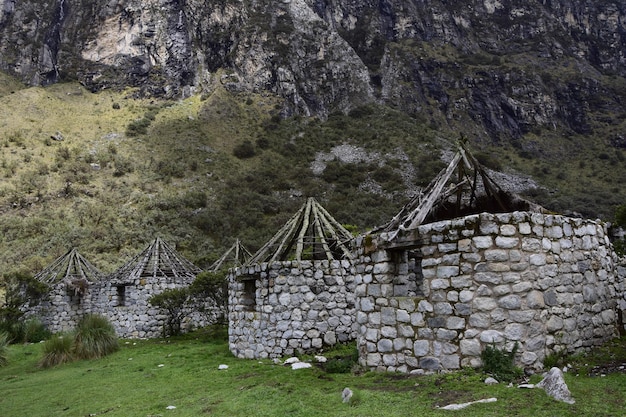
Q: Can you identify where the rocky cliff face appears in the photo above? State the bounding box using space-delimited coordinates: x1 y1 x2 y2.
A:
0 0 624 139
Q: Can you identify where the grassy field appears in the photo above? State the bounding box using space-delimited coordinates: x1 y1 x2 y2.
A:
1 328 625 417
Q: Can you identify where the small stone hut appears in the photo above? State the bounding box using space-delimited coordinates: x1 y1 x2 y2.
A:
26 248 103 332
23 237 209 338
229 197 358 359
354 145 625 372
94 237 203 338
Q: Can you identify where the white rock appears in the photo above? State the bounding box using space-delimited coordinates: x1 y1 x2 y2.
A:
484 377 499 385
518 384 535 389
284 357 300 365
342 387 353 403
291 362 312 370
166 405 176 410
218 364 229 370
440 398 497 410
536 367 575 404
315 355 327 363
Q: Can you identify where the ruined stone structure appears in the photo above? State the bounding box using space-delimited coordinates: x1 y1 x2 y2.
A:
27 248 103 333
24 238 217 338
356 212 623 372
228 198 358 358
229 260 357 359
228 146 626 373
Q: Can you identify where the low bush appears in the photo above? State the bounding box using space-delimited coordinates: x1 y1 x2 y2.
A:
233 140 256 159
480 343 523 382
24 318 51 343
149 288 190 337
73 314 119 360
0 332 8 366
39 333 74 368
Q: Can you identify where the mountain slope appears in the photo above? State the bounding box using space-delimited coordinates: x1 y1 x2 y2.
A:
0 1 625 275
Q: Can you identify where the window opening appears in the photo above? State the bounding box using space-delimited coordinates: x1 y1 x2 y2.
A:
392 250 423 297
242 279 257 311
115 285 127 307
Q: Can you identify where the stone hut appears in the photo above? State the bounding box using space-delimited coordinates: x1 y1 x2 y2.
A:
229 197 358 359
228 143 625 373
26 248 103 333
354 145 625 373
94 237 203 338
23 237 235 338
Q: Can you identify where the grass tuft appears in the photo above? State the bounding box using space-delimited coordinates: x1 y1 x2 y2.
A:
39 333 74 368
0 332 8 366
73 314 119 360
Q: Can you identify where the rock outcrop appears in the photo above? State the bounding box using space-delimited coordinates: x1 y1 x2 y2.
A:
0 0 624 137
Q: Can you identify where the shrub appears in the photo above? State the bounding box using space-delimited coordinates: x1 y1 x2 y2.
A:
24 318 51 343
0 332 8 366
480 343 523 382
73 314 119 359
39 333 74 368
0 272 48 342
190 271 228 323
149 288 190 337
233 140 256 159
544 349 570 369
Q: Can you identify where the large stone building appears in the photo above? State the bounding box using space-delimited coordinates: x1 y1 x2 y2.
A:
229 145 626 373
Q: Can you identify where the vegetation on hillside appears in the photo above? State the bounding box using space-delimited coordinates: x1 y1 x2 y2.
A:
0 72 624 282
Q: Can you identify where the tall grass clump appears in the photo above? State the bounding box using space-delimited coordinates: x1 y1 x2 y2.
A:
39 333 74 368
24 318 51 343
0 332 9 366
73 314 119 359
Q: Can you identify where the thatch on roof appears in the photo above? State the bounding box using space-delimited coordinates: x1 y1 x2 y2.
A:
376 142 545 233
108 237 201 283
208 239 252 272
246 197 354 265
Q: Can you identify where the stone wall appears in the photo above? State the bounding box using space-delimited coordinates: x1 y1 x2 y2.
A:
25 278 219 338
355 212 624 373
27 282 96 333
228 259 358 359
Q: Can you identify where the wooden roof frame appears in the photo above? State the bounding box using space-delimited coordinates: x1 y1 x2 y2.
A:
245 197 354 265
107 237 201 284
208 239 252 272
377 141 544 233
35 248 103 285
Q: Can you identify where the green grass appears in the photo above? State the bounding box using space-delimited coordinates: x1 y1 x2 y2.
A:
1 329 625 417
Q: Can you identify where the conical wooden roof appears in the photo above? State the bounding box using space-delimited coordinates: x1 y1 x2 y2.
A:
108 237 201 283
377 141 545 233
34 248 103 285
208 239 252 272
246 197 354 265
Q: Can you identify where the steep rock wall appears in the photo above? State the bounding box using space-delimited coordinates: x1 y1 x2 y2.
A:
0 0 623 134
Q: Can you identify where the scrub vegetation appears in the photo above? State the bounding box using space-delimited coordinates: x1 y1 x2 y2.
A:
0 73 624 286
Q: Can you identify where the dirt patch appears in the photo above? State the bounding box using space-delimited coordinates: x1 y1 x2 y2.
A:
587 361 626 376
428 389 476 408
